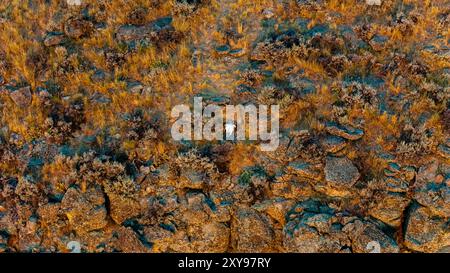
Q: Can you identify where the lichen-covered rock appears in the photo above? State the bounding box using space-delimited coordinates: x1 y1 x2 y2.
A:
187 221 230 252
178 192 231 252
112 226 149 253
283 200 346 253
231 207 275 252
107 193 141 224
404 204 449 252
61 187 108 234
270 174 315 199
179 170 206 189
287 161 322 181
16 216 42 252
324 156 360 195
325 122 364 141
343 219 400 253
143 191 230 253
413 161 449 217
142 225 173 252
103 176 142 224
320 135 347 153
368 192 410 227
253 198 295 225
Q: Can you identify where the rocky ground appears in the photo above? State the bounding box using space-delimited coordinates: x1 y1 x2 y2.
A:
0 0 449 253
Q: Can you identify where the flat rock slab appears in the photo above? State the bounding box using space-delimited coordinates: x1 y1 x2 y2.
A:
321 135 347 153
287 160 321 180
325 122 364 140
325 156 360 188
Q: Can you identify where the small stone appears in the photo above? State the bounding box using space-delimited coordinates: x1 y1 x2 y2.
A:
9 86 32 107
43 32 65 47
90 69 109 82
64 18 93 39
262 9 274 19
66 0 82 5
369 34 388 51
126 81 144 94
90 92 111 104
229 48 245 57
115 17 174 42
196 92 230 105
116 25 152 42
324 156 360 188
9 133 23 145
215 44 231 55
305 213 333 233
289 76 317 96
366 0 382 5
236 84 256 94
